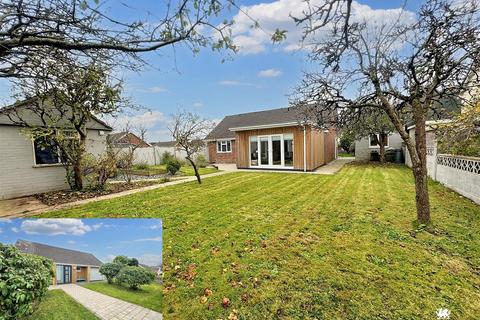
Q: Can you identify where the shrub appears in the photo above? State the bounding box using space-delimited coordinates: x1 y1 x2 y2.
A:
99 263 123 284
116 266 155 290
0 244 53 320
195 154 209 168
83 149 118 190
133 162 149 170
160 151 175 165
166 159 181 175
113 255 138 267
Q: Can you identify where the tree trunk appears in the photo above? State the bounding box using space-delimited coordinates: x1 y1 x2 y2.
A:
378 133 386 164
412 112 431 225
186 157 201 184
72 133 86 190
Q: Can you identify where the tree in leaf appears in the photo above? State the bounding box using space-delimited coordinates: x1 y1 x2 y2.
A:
6 51 123 190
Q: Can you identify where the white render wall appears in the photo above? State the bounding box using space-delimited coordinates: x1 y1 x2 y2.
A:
355 133 404 161
0 126 108 200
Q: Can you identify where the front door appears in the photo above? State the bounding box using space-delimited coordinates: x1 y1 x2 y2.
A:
258 135 283 167
259 137 269 166
56 265 72 284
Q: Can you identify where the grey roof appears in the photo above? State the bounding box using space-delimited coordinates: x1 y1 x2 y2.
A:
206 107 300 140
15 240 103 266
0 98 113 131
106 132 128 143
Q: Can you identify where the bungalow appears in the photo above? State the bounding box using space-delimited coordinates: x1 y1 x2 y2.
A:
0 100 112 200
206 107 337 171
107 131 150 148
15 240 104 285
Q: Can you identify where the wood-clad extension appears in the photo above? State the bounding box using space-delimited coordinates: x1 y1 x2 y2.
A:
235 125 332 171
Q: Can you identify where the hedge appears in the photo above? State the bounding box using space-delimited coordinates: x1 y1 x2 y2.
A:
0 244 53 320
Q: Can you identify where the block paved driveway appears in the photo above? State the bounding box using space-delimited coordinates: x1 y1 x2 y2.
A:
53 284 162 320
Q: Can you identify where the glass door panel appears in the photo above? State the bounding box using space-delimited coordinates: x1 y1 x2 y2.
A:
260 137 269 165
64 266 72 283
272 136 282 165
56 265 65 284
250 136 258 166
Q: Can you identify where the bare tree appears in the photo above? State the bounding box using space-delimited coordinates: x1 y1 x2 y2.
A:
6 51 123 190
169 111 213 184
292 0 480 224
0 0 239 79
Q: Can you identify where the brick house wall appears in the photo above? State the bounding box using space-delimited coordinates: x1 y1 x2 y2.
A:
208 140 237 164
116 133 150 148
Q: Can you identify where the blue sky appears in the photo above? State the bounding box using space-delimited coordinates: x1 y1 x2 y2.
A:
0 218 163 266
0 0 421 141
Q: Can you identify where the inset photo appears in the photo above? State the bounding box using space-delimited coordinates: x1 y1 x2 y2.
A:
0 218 163 320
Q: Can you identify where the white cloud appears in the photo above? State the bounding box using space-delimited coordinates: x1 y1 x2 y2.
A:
258 68 282 78
137 254 162 266
11 227 19 233
111 111 167 133
19 219 94 236
193 102 204 108
229 0 416 55
218 80 256 87
134 237 162 242
149 222 162 230
67 240 76 244
146 86 167 93
104 254 116 263
0 219 12 224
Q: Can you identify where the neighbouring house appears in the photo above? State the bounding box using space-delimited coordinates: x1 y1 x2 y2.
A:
206 107 337 171
355 133 404 161
0 100 112 200
15 240 105 285
107 131 150 148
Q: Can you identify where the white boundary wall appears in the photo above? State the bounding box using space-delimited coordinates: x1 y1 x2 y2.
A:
115 146 208 165
406 146 480 204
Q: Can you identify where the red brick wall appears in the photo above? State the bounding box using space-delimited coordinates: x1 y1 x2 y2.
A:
208 140 237 164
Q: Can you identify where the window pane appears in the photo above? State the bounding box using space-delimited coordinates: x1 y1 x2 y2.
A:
222 143 227 152
34 138 59 165
250 137 258 166
272 136 281 165
217 142 221 151
370 135 378 146
284 138 293 166
260 137 269 165
226 141 231 151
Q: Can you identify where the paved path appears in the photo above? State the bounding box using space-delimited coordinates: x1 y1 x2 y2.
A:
218 158 354 175
0 171 230 218
52 284 162 320
314 157 354 174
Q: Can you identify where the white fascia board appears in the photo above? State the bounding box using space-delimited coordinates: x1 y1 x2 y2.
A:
229 122 299 132
205 138 236 142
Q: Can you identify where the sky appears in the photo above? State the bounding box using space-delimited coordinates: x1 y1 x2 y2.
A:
0 0 422 142
0 218 163 266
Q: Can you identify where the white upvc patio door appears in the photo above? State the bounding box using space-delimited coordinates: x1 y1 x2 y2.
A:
257 135 284 167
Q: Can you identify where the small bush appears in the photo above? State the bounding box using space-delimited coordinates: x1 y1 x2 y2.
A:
166 159 181 175
99 263 123 284
116 266 155 290
160 151 175 165
0 244 53 320
133 162 149 170
195 154 209 168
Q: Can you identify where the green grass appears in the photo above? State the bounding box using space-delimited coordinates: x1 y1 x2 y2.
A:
82 282 162 313
40 163 480 319
24 290 98 320
152 164 218 176
338 152 355 157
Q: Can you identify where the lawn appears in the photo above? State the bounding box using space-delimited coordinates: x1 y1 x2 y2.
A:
82 282 162 313
24 290 98 320
40 163 480 319
130 164 218 176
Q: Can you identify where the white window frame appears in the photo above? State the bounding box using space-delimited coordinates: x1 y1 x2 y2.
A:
216 140 232 153
32 131 79 167
249 133 294 169
368 134 390 149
